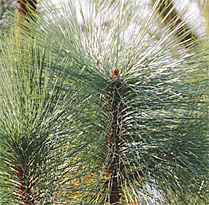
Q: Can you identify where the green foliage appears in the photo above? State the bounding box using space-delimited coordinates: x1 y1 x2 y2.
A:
0 0 16 36
0 0 208 204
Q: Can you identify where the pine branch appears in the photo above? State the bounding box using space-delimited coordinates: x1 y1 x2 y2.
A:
151 0 199 48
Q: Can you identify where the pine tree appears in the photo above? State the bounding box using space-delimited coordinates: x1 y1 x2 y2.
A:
0 0 208 204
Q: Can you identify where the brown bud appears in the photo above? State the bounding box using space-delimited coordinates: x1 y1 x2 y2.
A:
113 67 119 81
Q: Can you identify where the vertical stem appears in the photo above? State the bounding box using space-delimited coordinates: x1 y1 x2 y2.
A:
105 68 124 204
11 132 35 205
17 0 37 29
151 0 199 48
12 1 37 203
